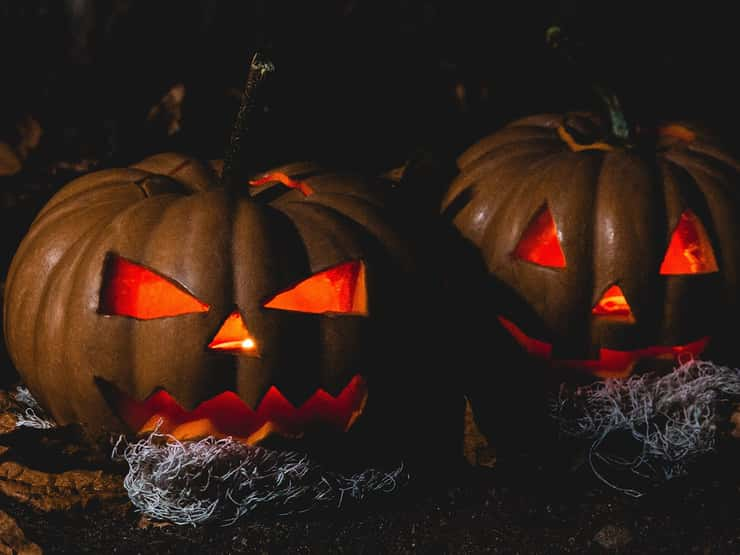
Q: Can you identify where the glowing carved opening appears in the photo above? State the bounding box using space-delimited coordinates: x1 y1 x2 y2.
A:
248 172 314 196
513 204 566 268
592 284 634 321
99 255 209 319
264 260 368 315
105 374 369 444
659 210 718 275
208 310 259 355
497 315 710 379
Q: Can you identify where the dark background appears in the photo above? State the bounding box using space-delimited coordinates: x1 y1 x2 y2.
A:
2 0 738 386
2 0 738 173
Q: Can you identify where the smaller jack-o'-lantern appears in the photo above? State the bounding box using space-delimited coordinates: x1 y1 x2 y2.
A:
442 45 740 384
440 29 740 459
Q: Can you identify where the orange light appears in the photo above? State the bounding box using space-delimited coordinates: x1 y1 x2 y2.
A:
208 310 259 354
264 260 368 315
592 284 634 319
100 255 209 319
498 314 710 378
659 210 718 275
513 205 566 268
248 172 314 196
111 375 369 442
658 124 696 143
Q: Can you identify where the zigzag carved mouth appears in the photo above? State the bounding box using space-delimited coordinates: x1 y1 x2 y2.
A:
498 316 710 378
96 375 368 445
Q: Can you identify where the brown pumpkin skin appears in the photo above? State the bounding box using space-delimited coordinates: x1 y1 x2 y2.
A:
441 113 740 459
3 152 429 460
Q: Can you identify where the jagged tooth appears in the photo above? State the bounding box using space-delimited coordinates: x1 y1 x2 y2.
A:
296 389 345 430
190 391 262 438
168 418 224 442
256 386 296 414
344 390 369 432
255 387 305 434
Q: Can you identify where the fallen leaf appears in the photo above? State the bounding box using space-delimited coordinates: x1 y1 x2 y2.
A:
0 461 126 512
0 142 21 176
0 509 42 555
137 514 173 529
146 83 185 136
0 446 8 457
15 116 42 160
0 413 16 435
0 115 43 176
463 398 496 468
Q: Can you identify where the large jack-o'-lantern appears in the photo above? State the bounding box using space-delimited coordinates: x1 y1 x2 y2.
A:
1 56 451 468
3 154 419 448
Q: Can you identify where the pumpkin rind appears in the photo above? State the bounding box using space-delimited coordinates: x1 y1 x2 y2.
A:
442 113 740 373
3 153 417 440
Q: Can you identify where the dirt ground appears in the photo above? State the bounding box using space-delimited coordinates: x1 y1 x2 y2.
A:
1 403 739 555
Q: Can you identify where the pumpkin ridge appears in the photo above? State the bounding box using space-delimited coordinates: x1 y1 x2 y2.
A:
457 137 565 173
131 192 233 409
28 204 135 423
34 169 153 220
686 143 740 174
64 197 189 422
449 142 571 209
663 149 740 184
4 198 139 302
456 148 575 249
281 198 411 270
29 183 151 235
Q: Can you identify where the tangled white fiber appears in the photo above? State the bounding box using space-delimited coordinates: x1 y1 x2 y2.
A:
11 385 56 429
551 359 740 497
112 429 408 526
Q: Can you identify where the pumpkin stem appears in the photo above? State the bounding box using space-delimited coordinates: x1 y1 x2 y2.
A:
545 26 633 146
221 52 276 192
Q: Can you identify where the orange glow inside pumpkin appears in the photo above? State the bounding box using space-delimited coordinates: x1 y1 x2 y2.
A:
497 315 709 378
208 310 259 354
659 210 718 275
111 374 369 444
592 284 634 320
264 260 368 315
248 172 314 196
513 205 566 268
100 255 209 319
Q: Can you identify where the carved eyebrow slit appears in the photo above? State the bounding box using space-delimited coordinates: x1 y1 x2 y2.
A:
99 254 210 319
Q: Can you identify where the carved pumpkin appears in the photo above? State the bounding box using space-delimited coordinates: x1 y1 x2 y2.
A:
2 152 431 458
442 113 740 382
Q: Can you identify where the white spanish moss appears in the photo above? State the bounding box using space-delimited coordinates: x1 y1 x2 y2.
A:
112 429 408 526
12 386 56 429
551 359 740 497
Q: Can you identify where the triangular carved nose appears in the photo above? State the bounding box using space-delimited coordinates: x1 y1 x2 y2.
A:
592 284 634 321
208 310 259 355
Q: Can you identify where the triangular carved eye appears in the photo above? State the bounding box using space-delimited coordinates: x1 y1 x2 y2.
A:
659 210 718 275
513 204 566 268
208 310 259 355
264 260 368 315
100 255 210 319
592 284 635 322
